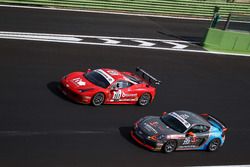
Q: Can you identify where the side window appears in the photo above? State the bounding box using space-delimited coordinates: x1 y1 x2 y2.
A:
201 125 210 132
116 80 132 89
189 125 209 133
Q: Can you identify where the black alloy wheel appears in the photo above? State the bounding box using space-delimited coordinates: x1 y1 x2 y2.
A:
138 93 151 106
208 138 221 152
92 93 105 106
163 140 177 153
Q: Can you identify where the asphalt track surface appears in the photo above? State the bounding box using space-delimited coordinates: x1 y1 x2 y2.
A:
0 6 250 167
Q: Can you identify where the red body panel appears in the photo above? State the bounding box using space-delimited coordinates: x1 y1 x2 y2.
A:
60 68 157 105
130 131 155 150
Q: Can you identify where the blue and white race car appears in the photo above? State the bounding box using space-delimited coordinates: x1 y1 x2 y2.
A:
131 110 227 153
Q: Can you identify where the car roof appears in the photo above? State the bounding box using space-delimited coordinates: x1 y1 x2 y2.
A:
171 110 210 127
97 68 139 84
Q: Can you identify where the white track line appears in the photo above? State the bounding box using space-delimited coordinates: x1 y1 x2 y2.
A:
0 31 249 57
0 31 197 43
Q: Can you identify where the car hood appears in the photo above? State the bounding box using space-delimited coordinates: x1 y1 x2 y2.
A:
138 116 179 136
64 72 97 90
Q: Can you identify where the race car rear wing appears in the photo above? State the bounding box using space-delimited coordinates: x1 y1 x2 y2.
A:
136 67 161 85
201 114 227 132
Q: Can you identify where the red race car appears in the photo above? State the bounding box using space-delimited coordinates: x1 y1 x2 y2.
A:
60 67 161 106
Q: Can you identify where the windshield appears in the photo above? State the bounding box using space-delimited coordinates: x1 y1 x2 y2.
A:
161 115 187 133
85 71 110 88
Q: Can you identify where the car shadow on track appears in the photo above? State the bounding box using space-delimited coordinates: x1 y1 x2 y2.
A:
47 81 81 105
157 31 203 45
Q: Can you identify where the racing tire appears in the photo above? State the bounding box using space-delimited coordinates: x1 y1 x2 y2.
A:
207 138 221 152
138 93 151 106
91 93 105 106
163 140 177 153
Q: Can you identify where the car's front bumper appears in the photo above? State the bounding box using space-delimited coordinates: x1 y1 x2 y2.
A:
130 130 163 151
59 82 91 104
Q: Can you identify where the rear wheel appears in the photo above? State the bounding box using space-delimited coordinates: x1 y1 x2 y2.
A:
208 138 221 152
92 93 105 106
163 140 177 153
138 93 151 106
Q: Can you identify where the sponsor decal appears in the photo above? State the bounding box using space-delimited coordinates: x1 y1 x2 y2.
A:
178 145 196 149
144 123 158 134
149 121 159 127
122 92 137 98
167 134 184 139
169 112 191 128
180 114 189 120
107 70 119 76
149 121 165 131
72 78 86 86
95 69 115 84
112 90 138 101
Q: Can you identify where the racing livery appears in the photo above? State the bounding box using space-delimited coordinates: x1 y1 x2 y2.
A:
60 67 161 106
131 111 227 153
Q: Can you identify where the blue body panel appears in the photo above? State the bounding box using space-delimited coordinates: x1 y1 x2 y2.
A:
196 126 224 150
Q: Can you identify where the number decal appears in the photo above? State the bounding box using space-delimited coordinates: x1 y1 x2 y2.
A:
72 78 86 86
113 90 122 100
183 137 191 145
183 137 197 145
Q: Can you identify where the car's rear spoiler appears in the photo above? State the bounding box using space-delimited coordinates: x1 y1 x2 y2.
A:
136 67 161 85
201 114 227 132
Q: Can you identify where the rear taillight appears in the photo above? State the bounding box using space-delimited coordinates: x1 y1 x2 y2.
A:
222 128 227 137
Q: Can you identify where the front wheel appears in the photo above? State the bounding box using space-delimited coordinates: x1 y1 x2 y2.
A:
163 140 177 153
138 93 151 106
91 93 105 106
207 138 221 152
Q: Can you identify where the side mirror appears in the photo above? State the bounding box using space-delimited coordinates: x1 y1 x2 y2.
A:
87 69 92 73
162 112 167 116
186 131 195 137
110 86 118 91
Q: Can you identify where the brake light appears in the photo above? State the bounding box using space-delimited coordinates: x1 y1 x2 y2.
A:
222 128 227 137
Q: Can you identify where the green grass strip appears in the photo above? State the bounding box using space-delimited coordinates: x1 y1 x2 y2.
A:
1 0 250 18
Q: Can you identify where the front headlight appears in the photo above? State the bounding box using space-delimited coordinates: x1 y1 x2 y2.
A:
78 88 94 93
148 134 165 141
